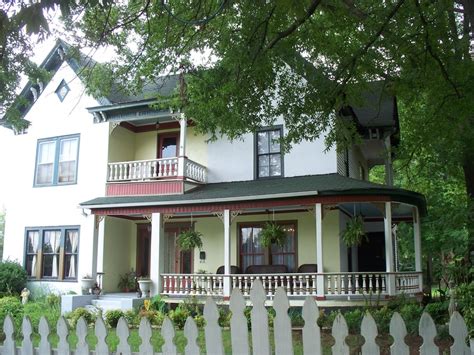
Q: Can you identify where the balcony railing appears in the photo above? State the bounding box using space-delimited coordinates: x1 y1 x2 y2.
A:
161 271 422 298
107 157 207 183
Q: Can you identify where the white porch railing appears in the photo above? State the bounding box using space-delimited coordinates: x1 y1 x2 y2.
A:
161 271 422 298
107 157 207 183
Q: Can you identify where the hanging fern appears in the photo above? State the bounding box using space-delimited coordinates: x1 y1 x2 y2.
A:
259 222 287 248
177 230 203 251
342 215 367 247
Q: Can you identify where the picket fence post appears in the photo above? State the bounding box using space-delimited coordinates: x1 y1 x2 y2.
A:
302 296 322 355
250 279 270 355
116 316 132 355
184 316 200 355
229 286 250 355
390 312 409 355
361 312 379 355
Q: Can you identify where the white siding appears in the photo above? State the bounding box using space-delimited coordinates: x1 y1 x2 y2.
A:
2 61 109 294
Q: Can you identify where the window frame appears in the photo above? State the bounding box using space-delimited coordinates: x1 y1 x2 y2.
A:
33 134 80 187
55 79 70 102
238 220 298 272
254 126 284 179
24 226 80 281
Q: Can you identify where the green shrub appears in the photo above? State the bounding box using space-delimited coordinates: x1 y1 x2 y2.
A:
46 294 61 310
124 310 139 327
372 306 393 334
0 261 28 295
169 306 190 329
105 309 124 328
194 314 205 328
456 282 474 337
149 295 167 313
67 307 95 328
317 309 337 328
288 307 304 327
0 296 23 328
400 303 423 334
218 307 231 328
424 301 449 324
23 301 60 330
343 308 364 333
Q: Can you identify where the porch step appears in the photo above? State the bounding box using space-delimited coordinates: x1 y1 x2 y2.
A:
91 299 124 312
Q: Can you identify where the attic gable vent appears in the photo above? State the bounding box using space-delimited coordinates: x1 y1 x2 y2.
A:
55 80 70 102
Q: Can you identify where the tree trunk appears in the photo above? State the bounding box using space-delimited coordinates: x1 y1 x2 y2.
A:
463 147 474 269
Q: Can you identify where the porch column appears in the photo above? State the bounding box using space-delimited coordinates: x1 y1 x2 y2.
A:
223 209 231 298
384 202 396 295
150 212 164 295
413 207 423 292
179 114 187 157
315 203 324 297
93 216 105 279
177 114 187 178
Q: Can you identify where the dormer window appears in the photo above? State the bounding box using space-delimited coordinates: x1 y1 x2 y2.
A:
256 127 283 178
55 80 70 102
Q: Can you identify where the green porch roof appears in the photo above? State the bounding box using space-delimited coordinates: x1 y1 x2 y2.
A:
80 174 426 216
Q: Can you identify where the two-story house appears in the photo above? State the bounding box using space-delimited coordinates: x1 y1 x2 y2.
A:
1 40 425 310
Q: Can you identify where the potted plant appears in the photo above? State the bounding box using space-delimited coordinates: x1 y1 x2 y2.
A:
177 230 203 251
80 275 95 295
259 222 287 247
137 276 152 298
342 215 367 246
117 270 137 292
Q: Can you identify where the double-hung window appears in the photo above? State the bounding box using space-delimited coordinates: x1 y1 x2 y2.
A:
25 227 80 280
34 135 79 186
256 127 283 178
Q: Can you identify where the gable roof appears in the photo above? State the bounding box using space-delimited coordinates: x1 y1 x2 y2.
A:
0 39 179 131
80 173 426 216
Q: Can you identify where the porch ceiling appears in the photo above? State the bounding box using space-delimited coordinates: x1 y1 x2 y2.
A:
80 174 426 216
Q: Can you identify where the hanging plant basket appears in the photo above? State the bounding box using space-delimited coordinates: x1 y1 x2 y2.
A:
342 215 367 247
259 222 287 248
177 230 203 251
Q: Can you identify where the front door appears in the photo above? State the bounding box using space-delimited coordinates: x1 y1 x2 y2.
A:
158 133 179 158
163 224 193 274
136 224 151 277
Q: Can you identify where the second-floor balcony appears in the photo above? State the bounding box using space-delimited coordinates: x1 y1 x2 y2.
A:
107 157 207 184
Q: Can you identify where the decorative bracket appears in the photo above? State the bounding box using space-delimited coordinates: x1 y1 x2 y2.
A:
214 210 241 224
163 214 173 224
110 121 122 134
143 214 152 223
95 215 105 230
213 211 224 223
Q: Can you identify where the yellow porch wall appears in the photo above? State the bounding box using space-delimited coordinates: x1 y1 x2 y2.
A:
185 210 340 274
134 131 157 161
103 217 136 292
108 126 135 162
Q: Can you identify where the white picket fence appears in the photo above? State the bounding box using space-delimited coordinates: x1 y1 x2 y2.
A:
0 280 472 354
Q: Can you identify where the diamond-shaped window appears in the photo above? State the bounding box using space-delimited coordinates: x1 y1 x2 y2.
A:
55 80 70 102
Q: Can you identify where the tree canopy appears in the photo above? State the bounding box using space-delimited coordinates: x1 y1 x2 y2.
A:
1 0 473 263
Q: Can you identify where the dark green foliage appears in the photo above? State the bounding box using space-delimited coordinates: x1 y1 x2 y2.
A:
0 260 28 295
343 309 364 333
169 306 190 329
123 309 140 327
0 296 23 328
177 230 203 251
46 294 61 310
423 301 449 325
67 307 95 328
105 309 124 328
259 222 287 248
371 306 393 334
288 307 304 327
400 303 423 335
456 282 474 337
23 301 60 330
342 216 367 247
149 295 168 313
218 307 231 328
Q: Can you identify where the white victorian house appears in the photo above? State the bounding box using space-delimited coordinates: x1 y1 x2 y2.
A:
1 40 425 311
